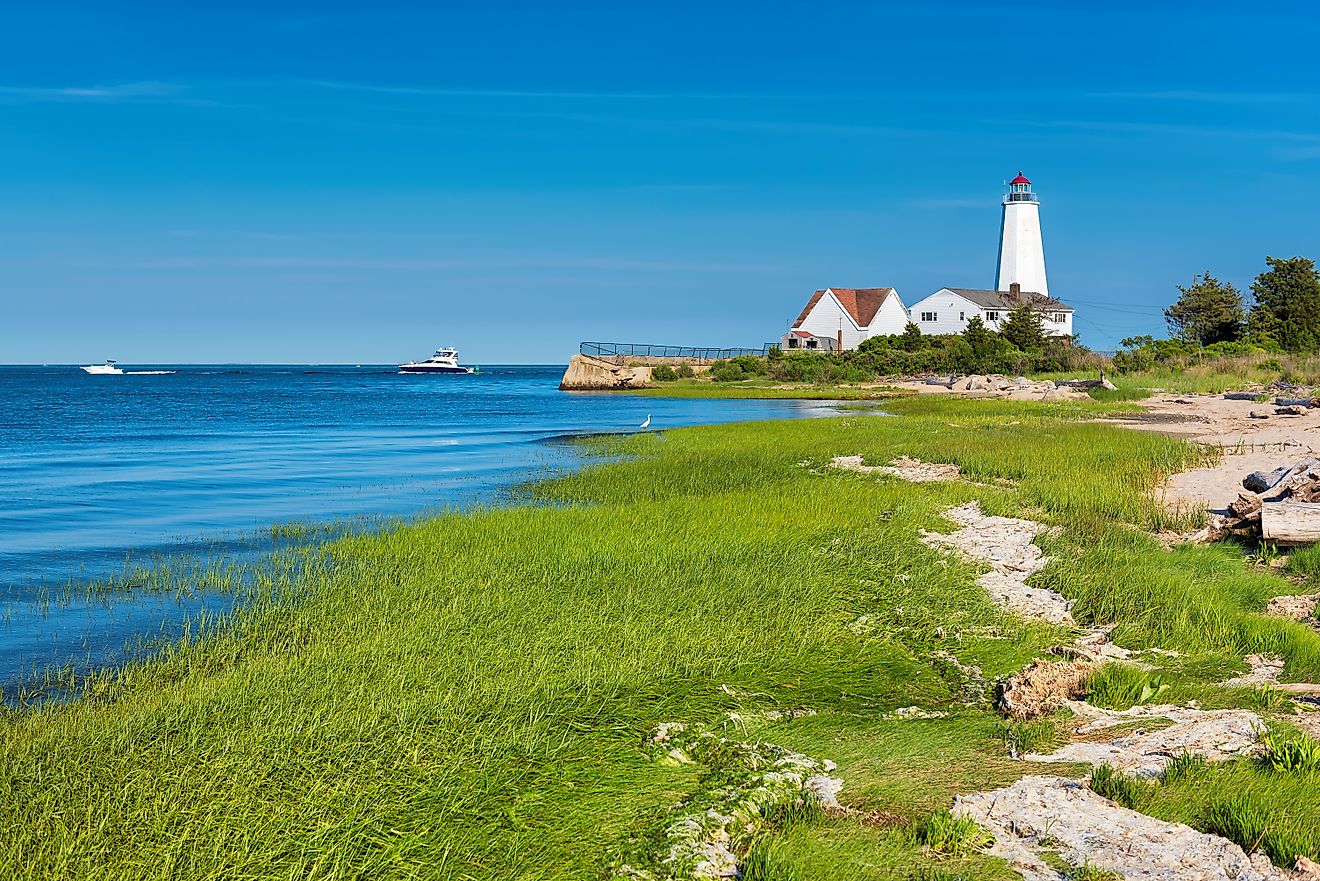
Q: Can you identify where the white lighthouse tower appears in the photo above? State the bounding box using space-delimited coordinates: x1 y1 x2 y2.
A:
995 171 1048 296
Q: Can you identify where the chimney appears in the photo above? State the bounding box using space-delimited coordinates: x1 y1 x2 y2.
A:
1010 282 1021 296
837 328 843 351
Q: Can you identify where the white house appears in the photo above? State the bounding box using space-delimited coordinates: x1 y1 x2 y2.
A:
781 287 908 351
907 284 1074 337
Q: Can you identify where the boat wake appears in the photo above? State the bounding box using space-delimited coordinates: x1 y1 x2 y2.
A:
125 370 177 375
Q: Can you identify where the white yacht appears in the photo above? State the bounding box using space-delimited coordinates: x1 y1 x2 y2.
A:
81 360 124 375
398 348 476 374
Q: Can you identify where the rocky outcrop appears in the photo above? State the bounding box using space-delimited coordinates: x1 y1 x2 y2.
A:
944 374 1096 401
920 502 1074 625
1027 703 1263 777
955 775 1287 881
828 455 962 482
613 721 841 880
560 354 654 390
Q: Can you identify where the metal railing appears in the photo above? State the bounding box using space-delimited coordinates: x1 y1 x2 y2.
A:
579 341 774 364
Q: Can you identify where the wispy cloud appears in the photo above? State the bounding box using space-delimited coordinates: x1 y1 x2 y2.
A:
909 197 984 208
300 78 790 101
0 81 185 102
1003 117 1320 144
53 254 783 273
1088 90 1313 104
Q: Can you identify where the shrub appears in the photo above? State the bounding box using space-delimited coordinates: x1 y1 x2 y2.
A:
1084 663 1169 709
650 365 678 382
1088 764 1154 810
711 361 746 382
912 809 993 855
1261 729 1320 774
676 364 695 378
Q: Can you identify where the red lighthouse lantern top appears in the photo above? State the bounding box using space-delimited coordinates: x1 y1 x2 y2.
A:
1006 171 1037 204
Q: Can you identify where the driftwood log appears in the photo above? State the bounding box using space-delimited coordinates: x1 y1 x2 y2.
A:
1262 502 1320 545
1224 391 1267 401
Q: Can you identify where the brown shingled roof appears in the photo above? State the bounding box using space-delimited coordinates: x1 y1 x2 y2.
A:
792 287 896 329
792 290 827 328
945 288 1073 312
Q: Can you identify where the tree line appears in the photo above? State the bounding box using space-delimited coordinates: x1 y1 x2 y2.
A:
1162 256 1320 352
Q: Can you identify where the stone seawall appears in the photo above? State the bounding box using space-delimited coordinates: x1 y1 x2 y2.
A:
559 354 654 390
559 355 713 390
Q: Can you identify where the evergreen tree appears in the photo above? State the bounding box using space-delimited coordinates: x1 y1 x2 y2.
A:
962 314 997 359
1000 304 1046 351
899 321 924 352
1248 256 1320 352
1163 272 1245 345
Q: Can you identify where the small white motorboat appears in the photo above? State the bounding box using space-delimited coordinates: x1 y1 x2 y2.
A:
81 360 124 375
398 348 476 374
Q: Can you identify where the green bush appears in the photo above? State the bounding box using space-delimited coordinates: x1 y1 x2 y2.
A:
676 364 695 378
1084 663 1169 709
650 365 678 382
1261 729 1320 774
711 361 746 382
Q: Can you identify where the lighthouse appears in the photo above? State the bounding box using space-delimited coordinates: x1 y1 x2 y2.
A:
995 171 1048 296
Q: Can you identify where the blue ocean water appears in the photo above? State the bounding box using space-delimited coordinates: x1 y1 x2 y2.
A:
0 365 845 690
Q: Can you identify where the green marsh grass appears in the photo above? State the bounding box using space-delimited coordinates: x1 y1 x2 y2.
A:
2 397 1319 877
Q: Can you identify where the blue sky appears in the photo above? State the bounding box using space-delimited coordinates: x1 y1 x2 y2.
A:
3 1 1319 363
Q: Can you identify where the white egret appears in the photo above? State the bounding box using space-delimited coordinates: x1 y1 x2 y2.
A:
640 414 651 429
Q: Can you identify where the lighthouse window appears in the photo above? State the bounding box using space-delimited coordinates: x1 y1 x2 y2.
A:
920 311 937 322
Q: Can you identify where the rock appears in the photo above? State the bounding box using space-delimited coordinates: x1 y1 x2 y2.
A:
999 658 1092 721
1297 855 1320 880
955 776 1288 881
623 722 843 880
1028 704 1263 777
559 354 654 390
921 502 1074 625
1221 653 1285 687
1276 404 1308 416
828 455 961 483
930 650 992 706
1250 410 1271 419
1265 593 1320 621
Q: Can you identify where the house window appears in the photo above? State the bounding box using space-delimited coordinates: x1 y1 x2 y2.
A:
1053 312 1066 323
787 336 800 348
959 312 965 321
920 311 937 322
986 311 1000 321
806 339 818 349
